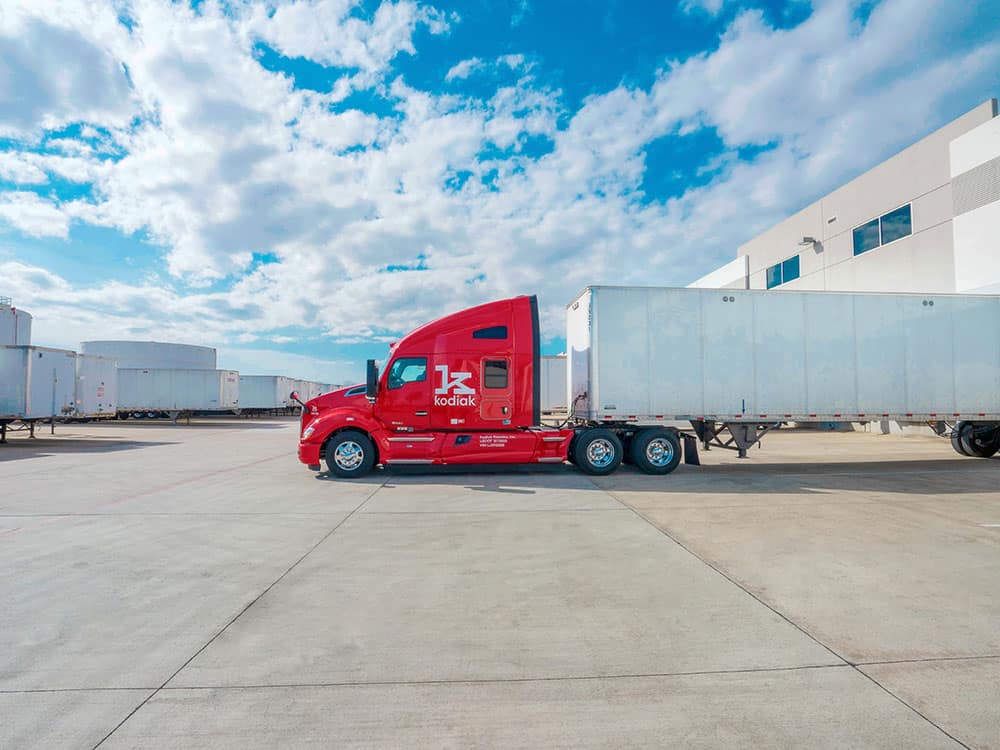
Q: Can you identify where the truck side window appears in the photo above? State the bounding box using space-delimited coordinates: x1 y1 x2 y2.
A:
483 360 508 389
387 357 427 389
473 325 508 339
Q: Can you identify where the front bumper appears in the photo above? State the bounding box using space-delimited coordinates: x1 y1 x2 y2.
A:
298 440 321 469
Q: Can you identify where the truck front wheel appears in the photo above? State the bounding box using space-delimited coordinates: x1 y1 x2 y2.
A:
325 430 376 478
631 428 682 475
573 429 623 475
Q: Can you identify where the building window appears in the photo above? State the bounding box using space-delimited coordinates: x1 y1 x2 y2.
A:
766 254 801 289
880 204 912 245
483 360 508 389
853 204 912 255
853 219 880 255
782 255 800 284
387 357 427 389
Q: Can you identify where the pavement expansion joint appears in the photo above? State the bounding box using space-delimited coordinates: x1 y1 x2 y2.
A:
156 662 851 691
590 480 977 750
90 478 389 749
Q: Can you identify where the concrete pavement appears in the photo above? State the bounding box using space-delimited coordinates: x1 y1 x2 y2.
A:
2 419 998 747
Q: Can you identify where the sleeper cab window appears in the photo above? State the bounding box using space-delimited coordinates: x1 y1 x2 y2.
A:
473 325 508 339
387 357 427 389
483 360 509 389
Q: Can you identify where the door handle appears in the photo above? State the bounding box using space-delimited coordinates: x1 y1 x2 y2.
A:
415 410 428 416
501 406 509 415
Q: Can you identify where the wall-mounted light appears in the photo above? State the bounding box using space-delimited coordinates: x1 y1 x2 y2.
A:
799 236 822 252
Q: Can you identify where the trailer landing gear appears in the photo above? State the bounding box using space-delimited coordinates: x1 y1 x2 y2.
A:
692 420 781 459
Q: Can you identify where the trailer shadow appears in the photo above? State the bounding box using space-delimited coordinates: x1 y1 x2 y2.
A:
596 457 1000 496
309 458 1000 497
0 437 179 462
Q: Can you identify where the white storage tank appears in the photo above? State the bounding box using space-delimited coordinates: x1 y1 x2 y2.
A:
238 375 295 409
117 369 239 412
0 298 32 346
75 354 118 417
0 346 77 419
540 355 567 413
81 341 216 370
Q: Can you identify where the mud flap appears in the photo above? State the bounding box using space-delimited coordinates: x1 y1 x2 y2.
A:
683 434 701 466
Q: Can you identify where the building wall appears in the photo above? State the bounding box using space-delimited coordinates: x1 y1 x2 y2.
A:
951 114 1000 294
738 100 997 293
688 256 748 289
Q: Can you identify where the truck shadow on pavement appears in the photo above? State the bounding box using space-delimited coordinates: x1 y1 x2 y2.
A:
310 458 999 496
0 437 179 462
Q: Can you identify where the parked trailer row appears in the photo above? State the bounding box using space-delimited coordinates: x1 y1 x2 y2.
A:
0 346 119 441
117 368 239 417
296 287 1000 478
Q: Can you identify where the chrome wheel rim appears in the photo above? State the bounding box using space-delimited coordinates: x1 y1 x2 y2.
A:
645 437 675 467
334 440 364 470
586 438 616 468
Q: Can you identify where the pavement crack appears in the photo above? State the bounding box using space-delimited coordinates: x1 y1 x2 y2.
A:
91 477 388 749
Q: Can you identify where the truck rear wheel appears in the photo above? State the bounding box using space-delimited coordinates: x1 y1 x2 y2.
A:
960 424 1000 458
325 430 376 478
631 428 682 475
573 429 623 475
951 423 971 456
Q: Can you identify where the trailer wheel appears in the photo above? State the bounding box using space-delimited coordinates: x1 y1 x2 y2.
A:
960 424 1000 458
572 429 623 475
951 422 971 456
325 430 376 478
631 428 682 475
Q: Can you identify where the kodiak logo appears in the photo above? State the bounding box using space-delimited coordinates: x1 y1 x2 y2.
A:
434 365 477 406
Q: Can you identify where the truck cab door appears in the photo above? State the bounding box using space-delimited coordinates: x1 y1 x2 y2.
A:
378 356 430 432
479 357 512 423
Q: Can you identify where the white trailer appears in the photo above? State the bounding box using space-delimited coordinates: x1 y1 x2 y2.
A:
0 299 32 346
0 346 77 441
117 369 239 415
75 354 118 417
540 355 567 414
238 375 296 410
567 286 1000 461
82 341 216 370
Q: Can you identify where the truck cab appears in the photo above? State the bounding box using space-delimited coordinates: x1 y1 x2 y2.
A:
297 296 577 477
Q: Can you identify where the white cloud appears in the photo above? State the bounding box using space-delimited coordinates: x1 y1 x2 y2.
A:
0 192 69 238
247 0 451 75
0 0 997 381
680 0 727 15
446 53 531 81
445 57 483 81
0 153 47 184
0 2 136 137
216 347 356 384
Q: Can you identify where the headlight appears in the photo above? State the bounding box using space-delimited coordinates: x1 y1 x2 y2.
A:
302 426 315 439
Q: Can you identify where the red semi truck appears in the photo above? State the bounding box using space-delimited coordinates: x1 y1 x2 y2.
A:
296 288 1000 478
295 295 685 478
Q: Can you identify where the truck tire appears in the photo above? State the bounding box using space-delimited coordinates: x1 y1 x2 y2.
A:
960 424 1000 458
951 423 971 456
325 430 376 478
572 429 623 475
631 428 682 475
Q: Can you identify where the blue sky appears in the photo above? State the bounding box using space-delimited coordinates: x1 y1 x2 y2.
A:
1 0 997 383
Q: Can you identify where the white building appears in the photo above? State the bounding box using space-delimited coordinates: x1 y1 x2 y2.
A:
690 99 1000 294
